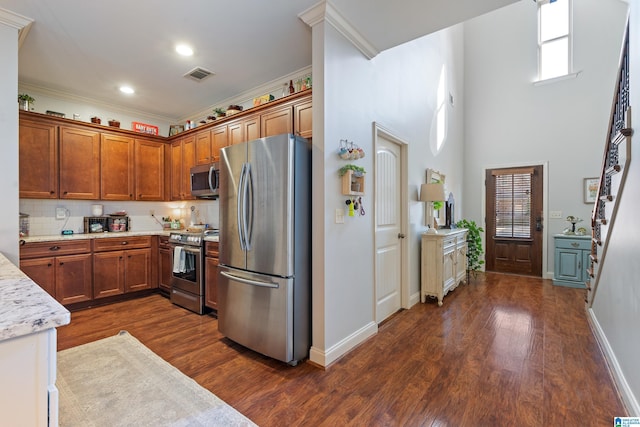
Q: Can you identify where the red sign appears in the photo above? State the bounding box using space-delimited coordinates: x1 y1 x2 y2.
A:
131 121 159 135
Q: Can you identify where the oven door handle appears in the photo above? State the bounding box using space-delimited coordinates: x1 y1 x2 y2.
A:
220 271 279 289
182 246 202 255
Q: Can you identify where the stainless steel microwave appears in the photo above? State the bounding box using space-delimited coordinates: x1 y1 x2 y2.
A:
190 163 219 199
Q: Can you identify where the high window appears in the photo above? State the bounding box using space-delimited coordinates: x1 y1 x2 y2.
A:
538 0 571 81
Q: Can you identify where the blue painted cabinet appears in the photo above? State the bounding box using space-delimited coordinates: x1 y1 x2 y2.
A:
553 234 590 288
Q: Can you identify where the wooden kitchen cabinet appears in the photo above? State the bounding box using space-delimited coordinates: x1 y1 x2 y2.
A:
170 135 195 200
294 99 313 139
421 229 467 306
59 126 100 199
204 240 219 310
135 139 165 201
210 124 228 162
261 105 293 138
100 133 135 200
228 117 260 146
20 240 93 305
93 236 153 299
195 129 212 165
19 118 58 199
158 235 172 293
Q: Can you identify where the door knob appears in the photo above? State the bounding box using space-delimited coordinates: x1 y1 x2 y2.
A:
398 233 406 239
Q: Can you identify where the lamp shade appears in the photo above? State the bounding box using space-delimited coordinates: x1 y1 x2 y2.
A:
420 183 445 202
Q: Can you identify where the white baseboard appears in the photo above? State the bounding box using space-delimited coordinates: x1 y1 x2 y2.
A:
587 308 640 416
309 321 378 367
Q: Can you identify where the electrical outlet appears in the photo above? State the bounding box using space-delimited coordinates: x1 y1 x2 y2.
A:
55 207 67 220
550 211 563 219
335 208 345 224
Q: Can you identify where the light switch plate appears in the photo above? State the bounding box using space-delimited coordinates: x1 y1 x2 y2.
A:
549 210 563 219
56 207 67 220
335 208 345 224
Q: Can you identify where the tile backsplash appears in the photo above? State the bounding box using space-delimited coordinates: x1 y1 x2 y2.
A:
19 199 219 236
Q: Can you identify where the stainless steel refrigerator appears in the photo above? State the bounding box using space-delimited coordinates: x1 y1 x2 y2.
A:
218 134 311 366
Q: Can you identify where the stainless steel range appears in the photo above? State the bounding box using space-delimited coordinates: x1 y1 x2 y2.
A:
168 229 206 314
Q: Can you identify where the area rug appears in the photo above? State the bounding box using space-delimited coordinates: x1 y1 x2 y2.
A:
57 331 257 427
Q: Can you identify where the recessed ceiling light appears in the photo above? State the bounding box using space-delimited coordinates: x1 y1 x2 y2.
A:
176 44 194 56
120 86 135 94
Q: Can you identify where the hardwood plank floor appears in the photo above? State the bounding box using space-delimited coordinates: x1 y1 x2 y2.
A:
57 272 626 426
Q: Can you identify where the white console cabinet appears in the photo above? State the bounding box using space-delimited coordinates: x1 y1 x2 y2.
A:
421 229 468 306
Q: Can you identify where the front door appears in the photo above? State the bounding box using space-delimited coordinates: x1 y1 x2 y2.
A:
375 131 403 323
485 165 543 276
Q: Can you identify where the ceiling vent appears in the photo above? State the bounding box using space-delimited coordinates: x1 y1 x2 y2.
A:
184 67 214 82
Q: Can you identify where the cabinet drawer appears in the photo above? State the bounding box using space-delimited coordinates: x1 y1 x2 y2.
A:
93 235 152 252
554 237 590 251
205 241 219 258
20 240 92 259
158 235 170 249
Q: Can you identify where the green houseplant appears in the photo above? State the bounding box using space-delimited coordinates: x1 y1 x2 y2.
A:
456 219 485 278
18 94 35 111
338 164 366 177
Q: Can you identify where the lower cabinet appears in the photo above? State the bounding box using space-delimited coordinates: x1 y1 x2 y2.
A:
92 236 153 299
20 240 93 305
158 235 172 293
204 241 219 310
420 229 468 306
553 234 590 288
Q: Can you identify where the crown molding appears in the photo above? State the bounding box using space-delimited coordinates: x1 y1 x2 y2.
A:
299 1 379 60
0 8 34 49
18 81 176 123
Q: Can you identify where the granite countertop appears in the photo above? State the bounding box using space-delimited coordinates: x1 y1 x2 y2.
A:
20 230 170 243
0 253 70 342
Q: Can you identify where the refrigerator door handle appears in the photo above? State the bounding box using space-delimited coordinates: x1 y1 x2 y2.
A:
220 271 279 289
237 162 247 251
245 163 254 251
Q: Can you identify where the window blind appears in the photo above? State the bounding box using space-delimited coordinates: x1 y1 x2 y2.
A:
494 173 532 238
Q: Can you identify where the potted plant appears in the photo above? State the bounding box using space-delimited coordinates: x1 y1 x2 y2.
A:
456 219 485 278
338 164 366 177
18 94 35 111
213 107 226 118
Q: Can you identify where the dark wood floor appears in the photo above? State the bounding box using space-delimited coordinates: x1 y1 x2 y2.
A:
57 272 626 426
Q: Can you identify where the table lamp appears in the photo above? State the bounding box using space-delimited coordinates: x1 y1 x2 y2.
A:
420 183 445 234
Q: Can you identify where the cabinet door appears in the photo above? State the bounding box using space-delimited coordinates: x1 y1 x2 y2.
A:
244 117 260 142
455 241 467 283
19 119 58 199
158 246 172 293
195 130 212 165
555 248 582 281
56 253 93 304
59 127 100 199
294 99 312 139
20 257 56 298
101 133 134 200
228 121 244 146
93 251 125 299
582 250 591 283
134 139 165 201
211 125 228 162
442 249 456 292
182 136 195 199
205 256 218 310
125 248 152 292
170 140 183 200
261 106 293 137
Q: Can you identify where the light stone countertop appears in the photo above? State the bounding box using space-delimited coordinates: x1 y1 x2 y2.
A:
0 253 70 342
20 230 171 243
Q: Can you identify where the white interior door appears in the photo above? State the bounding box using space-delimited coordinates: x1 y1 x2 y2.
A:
375 132 403 323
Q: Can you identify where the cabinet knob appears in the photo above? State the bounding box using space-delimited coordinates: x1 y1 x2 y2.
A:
571 242 579 247
121 241 128 245
398 233 406 239
49 246 60 251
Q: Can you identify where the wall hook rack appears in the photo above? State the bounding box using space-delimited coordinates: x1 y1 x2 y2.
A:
338 139 365 160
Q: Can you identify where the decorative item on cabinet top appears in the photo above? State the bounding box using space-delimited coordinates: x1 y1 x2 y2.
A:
338 139 365 160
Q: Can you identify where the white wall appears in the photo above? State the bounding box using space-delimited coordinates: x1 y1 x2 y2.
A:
310 20 465 365
463 0 628 276
0 22 20 264
590 1 640 415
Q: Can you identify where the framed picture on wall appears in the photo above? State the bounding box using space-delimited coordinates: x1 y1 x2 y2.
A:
584 177 598 204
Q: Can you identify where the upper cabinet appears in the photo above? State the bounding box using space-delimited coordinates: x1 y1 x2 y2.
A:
18 91 311 202
59 126 101 200
100 133 134 200
19 119 58 199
